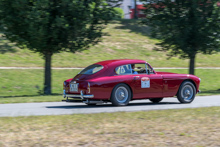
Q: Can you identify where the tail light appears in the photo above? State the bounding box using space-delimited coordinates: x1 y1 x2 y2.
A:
63 81 67 86
87 82 90 93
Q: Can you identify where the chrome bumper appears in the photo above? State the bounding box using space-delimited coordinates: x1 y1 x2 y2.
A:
63 90 94 99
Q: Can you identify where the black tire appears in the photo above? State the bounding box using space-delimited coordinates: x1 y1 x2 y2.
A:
111 84 131 106
149 98 163 103
177 81 196 103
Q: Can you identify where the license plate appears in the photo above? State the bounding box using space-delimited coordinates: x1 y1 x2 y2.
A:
70 83 78 92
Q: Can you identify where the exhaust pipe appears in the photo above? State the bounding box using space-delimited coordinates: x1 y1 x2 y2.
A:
83 99 104 104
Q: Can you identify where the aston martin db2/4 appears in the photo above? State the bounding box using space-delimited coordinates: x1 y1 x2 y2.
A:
63 59 201 106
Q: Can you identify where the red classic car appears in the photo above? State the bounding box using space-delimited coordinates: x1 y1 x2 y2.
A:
63 59 201 106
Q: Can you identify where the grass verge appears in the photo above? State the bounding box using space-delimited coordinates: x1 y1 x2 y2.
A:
0 107 220 146
0 95 62 104
0 69 219 103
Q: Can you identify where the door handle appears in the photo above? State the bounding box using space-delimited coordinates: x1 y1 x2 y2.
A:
134 76 140 80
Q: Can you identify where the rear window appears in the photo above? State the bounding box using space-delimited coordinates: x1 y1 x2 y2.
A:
79 64 103 75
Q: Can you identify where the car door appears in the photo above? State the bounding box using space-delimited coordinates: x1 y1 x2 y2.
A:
132 64 163 99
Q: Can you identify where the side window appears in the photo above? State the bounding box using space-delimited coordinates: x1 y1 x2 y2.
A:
146 64 155 74
133 64 146 74
115 64 132 75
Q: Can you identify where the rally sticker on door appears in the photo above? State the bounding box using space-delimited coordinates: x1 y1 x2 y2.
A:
141 77 150 88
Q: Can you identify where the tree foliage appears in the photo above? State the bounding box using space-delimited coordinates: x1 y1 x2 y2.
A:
0 0 119 94
113 7 124 19
142 0 220 75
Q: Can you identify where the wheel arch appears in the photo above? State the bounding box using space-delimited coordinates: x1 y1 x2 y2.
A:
176 79 197 96
110 83 133 100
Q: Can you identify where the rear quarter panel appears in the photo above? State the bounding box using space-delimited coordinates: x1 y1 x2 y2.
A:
89 75 134 100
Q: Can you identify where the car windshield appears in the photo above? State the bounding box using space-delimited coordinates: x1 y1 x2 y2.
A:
79 64 103 75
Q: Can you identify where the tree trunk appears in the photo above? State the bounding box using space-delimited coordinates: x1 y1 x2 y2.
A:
44 52 52 95
134 0 138 19
189 53 196 75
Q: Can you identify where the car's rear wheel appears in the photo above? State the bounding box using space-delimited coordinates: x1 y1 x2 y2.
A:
177 81 196 103
149 98 163 103
111 84 131 106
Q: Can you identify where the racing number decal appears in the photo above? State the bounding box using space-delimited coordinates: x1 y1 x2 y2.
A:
141 77 150 88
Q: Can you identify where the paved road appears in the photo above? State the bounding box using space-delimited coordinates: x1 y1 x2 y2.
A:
0 95 220 117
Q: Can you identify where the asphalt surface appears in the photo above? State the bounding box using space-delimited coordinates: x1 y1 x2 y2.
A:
0 95 220 117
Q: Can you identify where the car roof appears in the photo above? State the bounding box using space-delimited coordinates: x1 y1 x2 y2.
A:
94 59 147 67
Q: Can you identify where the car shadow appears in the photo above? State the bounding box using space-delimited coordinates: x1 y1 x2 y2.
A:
46 101 181 109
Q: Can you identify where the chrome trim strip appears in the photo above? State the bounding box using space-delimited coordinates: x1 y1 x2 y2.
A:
63 90 66 98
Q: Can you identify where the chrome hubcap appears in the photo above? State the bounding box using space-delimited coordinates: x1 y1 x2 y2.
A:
115 87 128 103
181 85 193 101
185 90 190 95
120 92 125 98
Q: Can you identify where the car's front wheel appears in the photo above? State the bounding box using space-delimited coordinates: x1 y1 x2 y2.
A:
177 81 196 103
149 98 163 103
111 84 131 106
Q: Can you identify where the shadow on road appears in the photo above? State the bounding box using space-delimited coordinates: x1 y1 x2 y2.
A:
46 101 181 109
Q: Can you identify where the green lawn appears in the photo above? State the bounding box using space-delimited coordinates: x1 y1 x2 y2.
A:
0 69 219 104
0 69 81 97
0 20 220 68
0 107 220 146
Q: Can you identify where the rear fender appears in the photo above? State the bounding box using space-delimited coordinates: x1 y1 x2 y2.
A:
110 83 133 100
